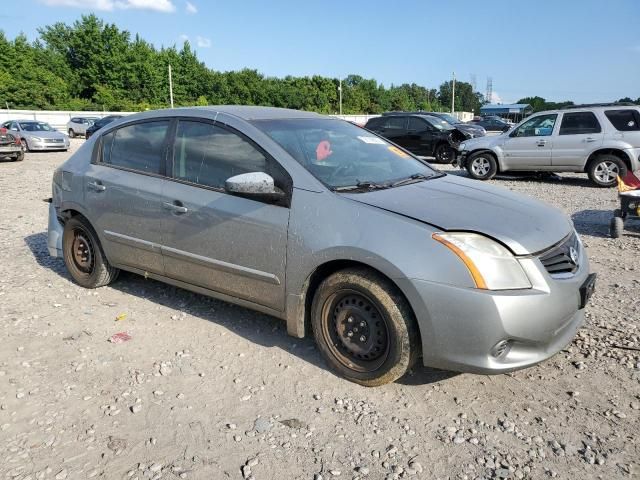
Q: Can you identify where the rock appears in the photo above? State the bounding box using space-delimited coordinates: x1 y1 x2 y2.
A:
131 404 142 414
55 470 68 480
254 417 271 433
356 466 369 475
280 418 307 429
328 470 341 476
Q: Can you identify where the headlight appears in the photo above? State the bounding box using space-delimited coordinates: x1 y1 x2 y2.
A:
31 136 43 142
432 232 531 290
459 143 467 151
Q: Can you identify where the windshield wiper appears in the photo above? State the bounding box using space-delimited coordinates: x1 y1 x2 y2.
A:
390 173 438 187
333 180 390 192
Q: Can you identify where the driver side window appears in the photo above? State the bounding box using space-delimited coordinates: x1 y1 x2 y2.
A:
512 114 558 137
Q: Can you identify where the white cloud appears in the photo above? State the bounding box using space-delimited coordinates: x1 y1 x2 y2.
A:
179 34 189 42
40 0 176 12
196 36 211 48
185 1 197 13
488 91 503 104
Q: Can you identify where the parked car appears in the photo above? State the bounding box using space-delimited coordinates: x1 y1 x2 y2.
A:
458 104 640 187
47 106 595 386
67 117 99 138
85 115 124 139
1 120 69 151
365 113 468 163
422 112 487 138
471 117 512 132
0 128 24 161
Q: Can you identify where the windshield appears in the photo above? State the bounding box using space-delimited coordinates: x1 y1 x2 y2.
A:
19 122 54 132
252 118 440 189
423 116 455 131
437 113 461 125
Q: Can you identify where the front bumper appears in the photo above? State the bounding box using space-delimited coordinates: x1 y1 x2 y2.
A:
47 203 63 257
29 139 69 150
0 146 23 159
397 248 592 374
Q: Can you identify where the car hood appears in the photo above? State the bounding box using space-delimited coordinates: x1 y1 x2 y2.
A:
23 131 65 139
462 133 507 150
341 175 572 255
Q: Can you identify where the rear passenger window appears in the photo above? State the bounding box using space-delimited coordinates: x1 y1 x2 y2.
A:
172 121 267 189
559 112 601 135
101 121 170 174
384 117 406 129
408 117 427 131
605 109 640 131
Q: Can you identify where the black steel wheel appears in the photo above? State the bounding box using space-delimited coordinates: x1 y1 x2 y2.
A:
434 143 455 164
311 267 420 386
62 216 119 288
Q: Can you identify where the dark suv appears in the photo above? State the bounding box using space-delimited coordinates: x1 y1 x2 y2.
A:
365 114 468 163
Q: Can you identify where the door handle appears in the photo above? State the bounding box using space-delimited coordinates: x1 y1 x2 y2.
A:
163 201 188 214
585 137 596 142
87 181 106 192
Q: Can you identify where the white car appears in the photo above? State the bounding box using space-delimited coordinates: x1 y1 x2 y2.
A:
67 117 99 138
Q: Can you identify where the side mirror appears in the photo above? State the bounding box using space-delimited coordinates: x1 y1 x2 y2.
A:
502 125 512 133
225 172 285 202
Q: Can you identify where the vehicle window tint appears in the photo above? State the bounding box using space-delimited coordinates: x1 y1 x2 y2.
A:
365 117 383 129
172 121 267 189
408 117 427 131
512 114 557 137
102 121 169 174
383 117 406 129
605 109 640 131
559 112 601 135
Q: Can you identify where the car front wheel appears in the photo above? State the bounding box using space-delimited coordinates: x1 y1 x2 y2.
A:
311 267 420 386
68 129 76 138
62 216 119 288
434 143 455 164
587 155 627 187
466 152 498 180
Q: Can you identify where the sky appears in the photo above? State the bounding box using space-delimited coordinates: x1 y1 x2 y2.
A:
2 0 640 104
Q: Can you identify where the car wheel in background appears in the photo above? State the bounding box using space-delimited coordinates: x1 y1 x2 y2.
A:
62 216 119 288
68 129 76 138
14 151 24 162
311 267 420 386
466 152 498 180
587 155 627 188
434 143 455 164
610 209 624 238
21 138 30 152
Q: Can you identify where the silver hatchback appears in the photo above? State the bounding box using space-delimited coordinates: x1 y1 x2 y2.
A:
47 107 596 386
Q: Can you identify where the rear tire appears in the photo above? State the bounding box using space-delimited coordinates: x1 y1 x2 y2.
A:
21 138 30 152
68 129 76 139
434 143 455 164
466 152 497 180
62 216 119 288
13 151 24 162
587 155 627 187
610 216 624 238
311 267 420 386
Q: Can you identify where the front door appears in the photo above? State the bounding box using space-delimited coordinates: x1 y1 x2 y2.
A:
160 119 290 312
552 111 604 168
83 119 172 275
378 116 408 148
406 116 435 156
500 114 558 170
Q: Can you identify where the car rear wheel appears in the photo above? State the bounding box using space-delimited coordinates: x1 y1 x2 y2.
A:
587 155 627 187
62 216 119 288
466 152 497 180
68 129 76 138
20 138 30 152
434 143 455 164
311 267 420 386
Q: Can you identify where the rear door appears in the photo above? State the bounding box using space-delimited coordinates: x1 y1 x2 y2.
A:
406 116 435 155
83 119 172 274
160 119 291 311
552 111 604 168
378 116 408 147
500 114 557 170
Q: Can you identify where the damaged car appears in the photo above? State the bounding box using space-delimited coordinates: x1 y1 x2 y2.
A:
47 106 596 386
364 113 469 163
0 128 24 162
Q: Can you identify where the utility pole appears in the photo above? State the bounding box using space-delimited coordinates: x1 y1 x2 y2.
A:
451 72 456 114
338 78 342 116
168 64 174 108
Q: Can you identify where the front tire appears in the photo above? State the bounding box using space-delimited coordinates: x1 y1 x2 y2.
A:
466 152 498 180
311 267 420 386
21 138 30 152
62 216 119 288
587 155 627 187
434 143 455 164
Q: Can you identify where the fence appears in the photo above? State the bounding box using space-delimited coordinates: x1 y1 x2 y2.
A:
0 110 136 133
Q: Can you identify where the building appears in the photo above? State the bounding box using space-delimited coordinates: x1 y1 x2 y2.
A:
480 103 533 123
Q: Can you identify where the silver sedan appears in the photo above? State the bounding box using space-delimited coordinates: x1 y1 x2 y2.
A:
2 120 69 151
46 106 596 386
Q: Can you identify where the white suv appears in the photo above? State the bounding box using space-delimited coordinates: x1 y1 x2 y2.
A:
457 104 640 187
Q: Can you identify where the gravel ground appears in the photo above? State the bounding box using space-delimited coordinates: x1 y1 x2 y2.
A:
1 142 639 480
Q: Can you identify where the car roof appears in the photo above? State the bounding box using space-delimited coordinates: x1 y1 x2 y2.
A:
175 106 324 120
533 105 640 116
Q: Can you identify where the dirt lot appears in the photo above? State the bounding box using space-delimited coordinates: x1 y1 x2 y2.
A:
1 141 639 480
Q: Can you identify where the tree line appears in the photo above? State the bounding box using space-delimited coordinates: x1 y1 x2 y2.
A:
0 15 637 115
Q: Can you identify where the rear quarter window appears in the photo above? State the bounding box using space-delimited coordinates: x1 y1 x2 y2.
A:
605 109 640 131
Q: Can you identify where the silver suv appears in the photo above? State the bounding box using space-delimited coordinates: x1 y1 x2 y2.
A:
457 104 640 187
66 117 99 138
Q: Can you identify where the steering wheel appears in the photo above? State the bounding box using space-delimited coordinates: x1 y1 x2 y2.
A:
328 163 358 183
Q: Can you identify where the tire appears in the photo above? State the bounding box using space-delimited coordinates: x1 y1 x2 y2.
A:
21 138 30 152
610 216 624 238
62 216 119 288
587 155 627 187
434 143 455 164
68 129 76 139
13 151 24 162
311 267 420 387
466 151 498 180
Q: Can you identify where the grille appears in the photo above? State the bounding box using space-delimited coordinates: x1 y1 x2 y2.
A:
539 232 580 276
45 138 64 143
